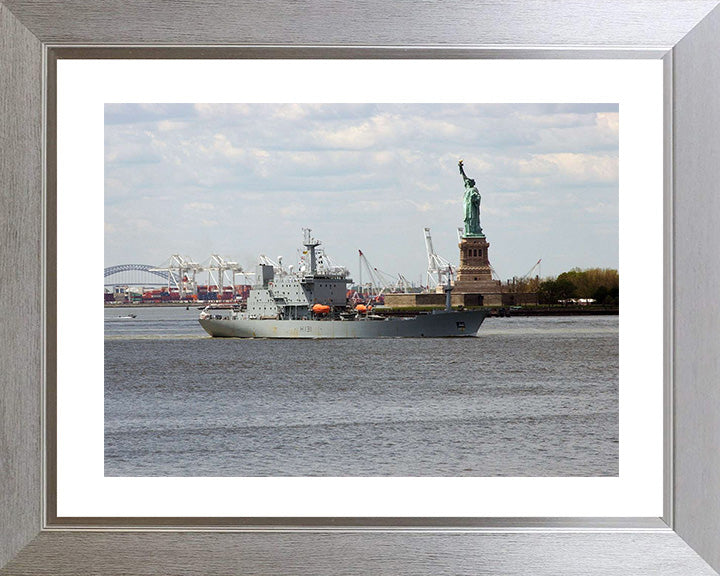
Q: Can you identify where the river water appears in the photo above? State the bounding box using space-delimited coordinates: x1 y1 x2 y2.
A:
104 307 618 477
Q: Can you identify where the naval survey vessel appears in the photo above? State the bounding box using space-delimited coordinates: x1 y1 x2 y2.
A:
198 230 487 339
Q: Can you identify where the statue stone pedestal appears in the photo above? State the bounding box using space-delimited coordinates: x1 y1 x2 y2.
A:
454 235 503 306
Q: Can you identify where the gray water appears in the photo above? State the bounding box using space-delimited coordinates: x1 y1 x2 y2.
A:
105 307 618 477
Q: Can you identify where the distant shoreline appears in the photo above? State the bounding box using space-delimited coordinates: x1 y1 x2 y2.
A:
104 302 618 316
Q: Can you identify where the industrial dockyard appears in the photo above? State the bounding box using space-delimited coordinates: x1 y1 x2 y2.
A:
105 225 618 315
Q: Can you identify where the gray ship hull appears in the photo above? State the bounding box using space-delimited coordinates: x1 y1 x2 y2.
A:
199 309 487 339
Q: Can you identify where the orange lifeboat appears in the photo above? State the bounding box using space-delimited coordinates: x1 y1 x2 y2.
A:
355 304 367 313
312 304 331 314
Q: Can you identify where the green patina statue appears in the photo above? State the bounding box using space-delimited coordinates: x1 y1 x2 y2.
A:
459 160 484 237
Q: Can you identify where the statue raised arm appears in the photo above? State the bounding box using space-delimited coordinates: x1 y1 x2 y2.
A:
459 159 470 184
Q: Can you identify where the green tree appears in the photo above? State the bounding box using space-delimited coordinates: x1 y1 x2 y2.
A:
538 268 618 305
539 278 577 304
592 285 610 304
558 268 619 301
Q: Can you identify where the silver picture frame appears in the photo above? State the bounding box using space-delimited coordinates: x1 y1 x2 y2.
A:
2 1 720 574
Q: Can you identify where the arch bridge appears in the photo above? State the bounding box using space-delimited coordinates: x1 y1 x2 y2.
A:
104 264 169 286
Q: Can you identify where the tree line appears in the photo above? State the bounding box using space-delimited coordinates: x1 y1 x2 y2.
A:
506 267 619 306
539 268 618 305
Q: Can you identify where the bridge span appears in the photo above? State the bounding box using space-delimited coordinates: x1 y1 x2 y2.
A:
104 264 169 286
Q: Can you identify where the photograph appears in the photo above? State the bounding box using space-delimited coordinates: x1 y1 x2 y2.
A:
103 103 620 478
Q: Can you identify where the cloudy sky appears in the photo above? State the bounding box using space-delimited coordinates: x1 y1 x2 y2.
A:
105 103 618 285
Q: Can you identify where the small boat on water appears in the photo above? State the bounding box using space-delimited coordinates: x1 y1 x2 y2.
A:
116 314 137 319
199 229 487 339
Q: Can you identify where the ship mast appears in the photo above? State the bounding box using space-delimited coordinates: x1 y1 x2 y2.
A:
302 228 321 275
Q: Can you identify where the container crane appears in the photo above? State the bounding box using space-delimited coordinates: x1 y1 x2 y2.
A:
205 255 246 297
424 227 454 288
151 255 202 298
258 253 281 271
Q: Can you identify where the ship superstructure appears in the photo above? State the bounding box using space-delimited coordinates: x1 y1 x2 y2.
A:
243 229 351 321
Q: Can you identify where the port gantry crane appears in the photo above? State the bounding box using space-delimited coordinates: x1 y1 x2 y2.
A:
204 254 247 298
150 255 202 299
424 227 454 289
258 254 284 276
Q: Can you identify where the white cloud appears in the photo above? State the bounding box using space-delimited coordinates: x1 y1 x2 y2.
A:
183 202 215 211
157 120 188 132
597 112 619 135
193 103 253 117
271 104 311 120
409 200 435 212
515 153 618 183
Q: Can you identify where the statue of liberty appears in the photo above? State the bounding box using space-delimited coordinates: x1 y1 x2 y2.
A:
459 160 483 237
